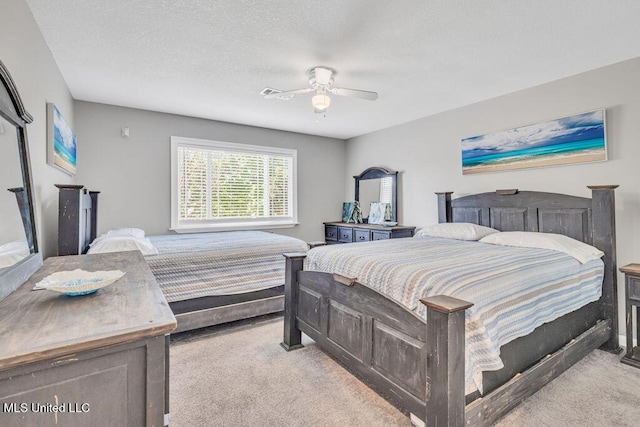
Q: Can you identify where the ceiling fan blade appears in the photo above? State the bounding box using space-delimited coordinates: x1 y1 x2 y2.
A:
329 87 378 101
263 87 313 99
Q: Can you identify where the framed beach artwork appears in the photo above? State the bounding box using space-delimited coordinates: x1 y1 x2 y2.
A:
47 103 77 176
461 109 606 175
368 202 391 224
342 201 362 223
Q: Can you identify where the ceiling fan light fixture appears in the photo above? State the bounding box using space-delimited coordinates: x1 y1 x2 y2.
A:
311 93 331 111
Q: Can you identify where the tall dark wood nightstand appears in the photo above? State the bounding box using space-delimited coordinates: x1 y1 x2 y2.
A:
620 263 640 368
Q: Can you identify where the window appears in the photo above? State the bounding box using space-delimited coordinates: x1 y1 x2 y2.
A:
171 137 297 232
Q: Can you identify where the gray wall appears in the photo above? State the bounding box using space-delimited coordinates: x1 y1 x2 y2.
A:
345 56 640 337
74 101 345 242
0 0 76 258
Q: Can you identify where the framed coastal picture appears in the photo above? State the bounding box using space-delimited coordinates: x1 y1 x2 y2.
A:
342 201 362 223
368 202 391 224
47 103 77 176
461 109 606 175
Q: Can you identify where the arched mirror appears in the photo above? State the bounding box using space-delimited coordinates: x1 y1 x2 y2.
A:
354 167 398 223
0 60 42 301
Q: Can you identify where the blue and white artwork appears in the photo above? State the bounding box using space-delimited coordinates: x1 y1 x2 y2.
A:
47 103 77 176
368 202 391 224
342 201 362 223
461 110 606 175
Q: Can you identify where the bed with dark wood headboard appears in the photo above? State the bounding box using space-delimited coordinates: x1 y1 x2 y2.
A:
282 186 619 427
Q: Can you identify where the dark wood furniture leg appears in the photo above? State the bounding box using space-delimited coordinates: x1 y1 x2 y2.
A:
281 253 306 351
165 334 170 426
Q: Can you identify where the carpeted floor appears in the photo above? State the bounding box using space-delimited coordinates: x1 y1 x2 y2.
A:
170 316 640 426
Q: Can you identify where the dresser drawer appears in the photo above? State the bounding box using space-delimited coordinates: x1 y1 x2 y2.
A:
354 229 370 242
372 231 391 241
325 225 338 242
628 277 640 301
338 227 354 243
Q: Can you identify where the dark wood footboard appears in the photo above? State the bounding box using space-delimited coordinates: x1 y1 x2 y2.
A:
282 252 430 415
282 254 612 426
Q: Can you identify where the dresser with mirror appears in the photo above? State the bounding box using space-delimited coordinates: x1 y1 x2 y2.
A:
0 59 175 426
324 166 415 244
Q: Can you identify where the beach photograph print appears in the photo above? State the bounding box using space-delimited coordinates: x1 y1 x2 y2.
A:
47 103 77 176
461 109 606 175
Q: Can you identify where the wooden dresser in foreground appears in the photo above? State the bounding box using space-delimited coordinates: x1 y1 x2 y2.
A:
324 222 416 244
0 251 176 427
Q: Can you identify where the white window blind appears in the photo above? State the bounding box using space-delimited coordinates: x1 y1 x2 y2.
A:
171 137 297 232
379 176 393 204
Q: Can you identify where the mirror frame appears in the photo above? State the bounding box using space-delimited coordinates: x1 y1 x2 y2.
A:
0 59 42 301
354 166 398 222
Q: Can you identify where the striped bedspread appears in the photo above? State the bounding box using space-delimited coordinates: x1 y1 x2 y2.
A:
305 236 604 394
146 231 308 302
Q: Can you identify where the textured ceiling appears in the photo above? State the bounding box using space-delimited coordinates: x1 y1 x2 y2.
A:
25 0 640 139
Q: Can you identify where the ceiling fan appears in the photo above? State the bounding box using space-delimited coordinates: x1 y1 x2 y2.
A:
262 66 378 113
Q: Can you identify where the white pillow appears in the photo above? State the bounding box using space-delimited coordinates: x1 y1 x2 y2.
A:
415 222 500 241
91 228 146 247
87 236 159 256
479 232 604 264
0 240 30 268
104 227 146 239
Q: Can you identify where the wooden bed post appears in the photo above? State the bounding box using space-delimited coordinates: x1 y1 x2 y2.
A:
588 185 621 353
281 253 306 351
88 190 100 245
435 192 453 223
421 295 473 427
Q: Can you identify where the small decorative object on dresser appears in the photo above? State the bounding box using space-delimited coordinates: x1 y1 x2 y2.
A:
368 202 391 224
620 263 640 368
342 201 362 223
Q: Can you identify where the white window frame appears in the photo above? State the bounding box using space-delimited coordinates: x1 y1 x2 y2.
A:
170 136 298 233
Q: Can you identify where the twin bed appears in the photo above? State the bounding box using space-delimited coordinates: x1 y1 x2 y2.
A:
145 231 308 332
57 184 620 426
55 185 308 333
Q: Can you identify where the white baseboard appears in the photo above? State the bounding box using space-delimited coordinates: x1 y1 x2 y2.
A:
620 334 636 349
410 413 426 427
